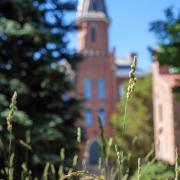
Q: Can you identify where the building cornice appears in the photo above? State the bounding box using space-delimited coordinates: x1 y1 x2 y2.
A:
80 49 109 57
77 12 110 24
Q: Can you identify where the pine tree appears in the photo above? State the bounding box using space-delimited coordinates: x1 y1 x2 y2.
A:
150 7 180 68
0 0 81 178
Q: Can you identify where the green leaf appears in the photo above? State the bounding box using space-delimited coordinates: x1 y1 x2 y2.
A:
1 110 32 127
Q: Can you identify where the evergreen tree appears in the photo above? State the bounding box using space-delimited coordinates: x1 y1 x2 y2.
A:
150 7 180 68
131 160 174 180
111 75 153 174
0 0 81 178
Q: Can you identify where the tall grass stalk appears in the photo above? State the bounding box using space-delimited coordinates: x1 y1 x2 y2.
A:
77 127 81 144
58 148 65 179
21 162 30 180
106 138 113 165
115 145 121 180
42 162 50 180
6 92 17 180
50 164 56 180
20 131 32 179
122 56 137 134
67 155 79 175
115 145 125 180
122 100 128 136
8 153 15 180
98 116 108 178
82 159 87 170
137 158 141 180
175 148 179 180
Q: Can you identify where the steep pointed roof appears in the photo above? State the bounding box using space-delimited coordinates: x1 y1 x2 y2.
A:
77 0 109 23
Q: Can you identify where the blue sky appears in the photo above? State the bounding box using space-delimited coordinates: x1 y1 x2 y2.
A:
68 0 179 71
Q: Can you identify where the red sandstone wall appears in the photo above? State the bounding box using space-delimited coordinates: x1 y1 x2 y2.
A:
76 54 117 139
173 96 180 153
153 61 176 164
78 21 109 52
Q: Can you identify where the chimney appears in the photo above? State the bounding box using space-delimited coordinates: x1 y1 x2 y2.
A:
129 52 137 62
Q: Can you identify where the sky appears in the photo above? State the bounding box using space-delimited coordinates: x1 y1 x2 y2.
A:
68 0 180 71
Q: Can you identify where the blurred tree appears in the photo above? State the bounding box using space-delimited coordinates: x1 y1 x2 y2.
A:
111 74 153 174
131 160 174 180
0 0 81 178
150 7 180 68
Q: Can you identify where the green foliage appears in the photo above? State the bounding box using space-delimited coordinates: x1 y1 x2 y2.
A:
0 92 178 180
150 7 180 68
131 160 174 180
0 0 81 178
112 74 153 174
173 86 180 101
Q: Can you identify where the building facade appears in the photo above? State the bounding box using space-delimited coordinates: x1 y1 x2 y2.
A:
76 0 117 140
76 0 144 165
153 59 180 164
75 0 180 166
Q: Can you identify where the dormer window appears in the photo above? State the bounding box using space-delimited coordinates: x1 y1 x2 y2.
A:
90 26 96 43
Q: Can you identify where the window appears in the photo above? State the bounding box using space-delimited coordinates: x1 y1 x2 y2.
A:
98 79 106 99
84 79 92 100
90 26 96 43
92 0 98 11
85 109 92 127
62 92 69 101
119 85 125 98
89 140 100 165
98 108 106 125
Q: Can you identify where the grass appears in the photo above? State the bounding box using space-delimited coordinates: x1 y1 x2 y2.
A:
6 91 17 180
0 56 179 179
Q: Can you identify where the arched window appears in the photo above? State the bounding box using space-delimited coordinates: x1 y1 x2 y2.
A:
90 26 96 43
89 140 100 165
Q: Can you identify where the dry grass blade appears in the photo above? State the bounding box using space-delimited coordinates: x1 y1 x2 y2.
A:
98 117 107 163
6 92 17 180
175 148 179 180
77 127 81 143
137 158 141 180
61 170 104 180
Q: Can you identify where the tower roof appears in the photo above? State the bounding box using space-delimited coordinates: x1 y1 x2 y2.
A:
77 0 109 23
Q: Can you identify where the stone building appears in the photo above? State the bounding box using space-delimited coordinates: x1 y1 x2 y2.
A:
76 0 144 165
153 59 180 164
75 0 180 166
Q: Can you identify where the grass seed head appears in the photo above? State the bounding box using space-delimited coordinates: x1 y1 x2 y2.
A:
7 92 17 132
127 56 137 100
77 127 81 143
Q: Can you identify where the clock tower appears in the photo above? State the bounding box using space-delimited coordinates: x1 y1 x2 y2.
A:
76 0 117 165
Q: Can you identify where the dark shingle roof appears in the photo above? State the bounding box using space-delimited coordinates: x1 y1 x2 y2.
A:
77 0 109 22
